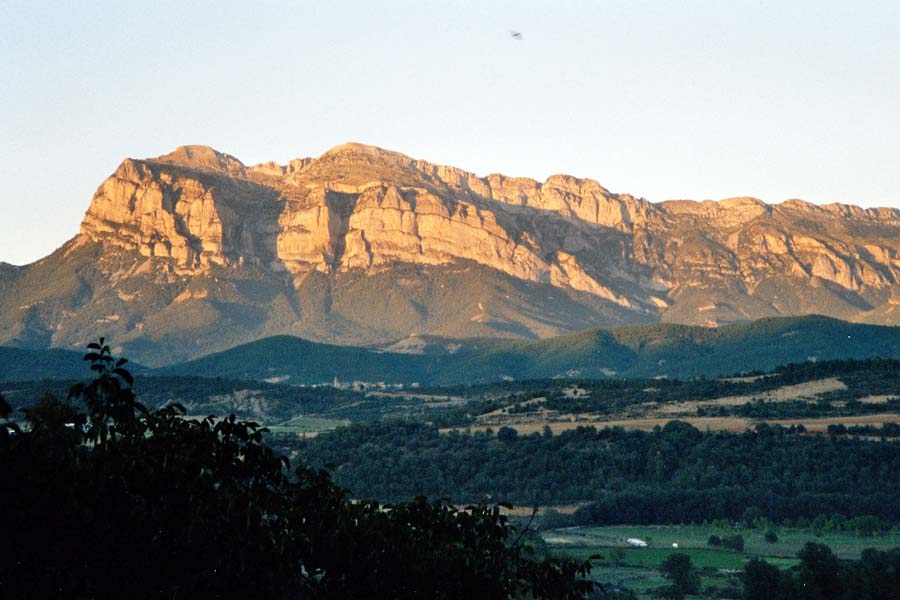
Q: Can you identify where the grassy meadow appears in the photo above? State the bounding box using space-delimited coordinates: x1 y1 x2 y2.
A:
544 524 900 598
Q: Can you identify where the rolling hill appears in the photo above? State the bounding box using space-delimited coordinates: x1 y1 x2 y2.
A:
0 346 146 381
156 315 900 385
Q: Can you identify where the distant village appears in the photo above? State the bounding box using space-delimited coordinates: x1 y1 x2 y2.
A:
326 376 418 392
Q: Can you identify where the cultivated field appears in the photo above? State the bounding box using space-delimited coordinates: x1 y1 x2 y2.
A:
545 524 900 598
455 373 900 436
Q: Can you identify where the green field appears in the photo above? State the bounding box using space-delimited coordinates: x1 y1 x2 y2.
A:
544 525 900 598
265 416 351 435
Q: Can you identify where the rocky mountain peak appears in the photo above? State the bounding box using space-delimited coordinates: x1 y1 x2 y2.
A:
153 145 247 176
320 141 406 160
294 142 437 191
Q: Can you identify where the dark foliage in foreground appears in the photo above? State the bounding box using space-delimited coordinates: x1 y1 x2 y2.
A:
0 341 594 599
290 419 900 525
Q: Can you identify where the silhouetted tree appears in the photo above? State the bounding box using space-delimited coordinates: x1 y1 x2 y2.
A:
659 553 699 599
0 340 595 599
743 558 787 600
795 543 843 600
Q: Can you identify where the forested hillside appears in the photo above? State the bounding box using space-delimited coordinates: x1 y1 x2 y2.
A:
289 420 900 527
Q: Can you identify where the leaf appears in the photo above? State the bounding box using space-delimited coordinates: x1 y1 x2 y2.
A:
113 368 134 387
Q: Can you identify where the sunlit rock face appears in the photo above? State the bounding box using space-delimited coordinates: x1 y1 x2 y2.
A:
80 143 900 316
79 143 650 307
5 142 900 364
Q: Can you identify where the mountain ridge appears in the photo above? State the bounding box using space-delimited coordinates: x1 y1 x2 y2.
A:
147 315 900 384
3 142 900 364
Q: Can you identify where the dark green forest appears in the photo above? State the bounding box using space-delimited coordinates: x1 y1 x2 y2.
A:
145 315 900 384
288 420 900 527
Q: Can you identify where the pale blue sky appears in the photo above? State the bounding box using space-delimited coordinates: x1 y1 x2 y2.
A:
2 0 899 265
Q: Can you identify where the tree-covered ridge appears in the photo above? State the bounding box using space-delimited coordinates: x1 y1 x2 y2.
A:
6 357 900 438
289 420 900 526
0 341 595 599
429 358 900 428
0 346 133 381
149 315 900 384
2 373 473 426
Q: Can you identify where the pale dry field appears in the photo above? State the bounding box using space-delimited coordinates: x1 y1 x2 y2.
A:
856 395 898 404
768 413 900 432
656 377 847 415
450 417 749 435
477 397 551 423
365 391 466 407
450 412 900 435
501 504 585 517
477 377 857 427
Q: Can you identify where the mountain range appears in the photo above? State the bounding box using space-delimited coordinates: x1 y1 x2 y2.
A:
3 143 900 367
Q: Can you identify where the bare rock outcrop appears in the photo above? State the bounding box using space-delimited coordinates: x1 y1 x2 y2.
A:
76 142 900 326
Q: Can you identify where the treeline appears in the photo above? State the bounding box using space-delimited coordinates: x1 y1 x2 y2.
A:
1 375 450 424
1 375 364 417
288 420 900 525
828 422 900 438
744 543 900 600
700 397 900 420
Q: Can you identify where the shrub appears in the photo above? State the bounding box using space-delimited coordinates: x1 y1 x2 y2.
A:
720 534 745 552
659 553 700 597
497 425 519 442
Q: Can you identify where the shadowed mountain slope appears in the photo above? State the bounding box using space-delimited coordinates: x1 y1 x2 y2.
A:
0 346 146 381
154 316 900 385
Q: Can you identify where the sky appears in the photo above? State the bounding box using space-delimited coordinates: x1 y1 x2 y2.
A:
2 0 899 265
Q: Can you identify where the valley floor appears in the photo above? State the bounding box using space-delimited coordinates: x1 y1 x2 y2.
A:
547 525 900 599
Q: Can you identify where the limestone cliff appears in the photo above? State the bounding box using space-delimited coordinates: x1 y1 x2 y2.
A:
4 142 900 364
78 142 900 320
79 144 646 308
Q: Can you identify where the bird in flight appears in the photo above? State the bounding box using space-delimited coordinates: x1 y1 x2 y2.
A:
510 30 523 40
